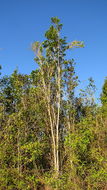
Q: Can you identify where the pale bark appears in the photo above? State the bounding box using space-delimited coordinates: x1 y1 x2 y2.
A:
36 37 61 175
56 41 60 175
39 59 57 172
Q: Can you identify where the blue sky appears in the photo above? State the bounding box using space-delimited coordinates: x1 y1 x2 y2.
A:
0 0 107 100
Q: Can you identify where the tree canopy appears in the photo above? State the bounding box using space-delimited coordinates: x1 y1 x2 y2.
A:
0 17 107 190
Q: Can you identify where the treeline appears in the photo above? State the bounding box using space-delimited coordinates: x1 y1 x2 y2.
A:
0 17 107 190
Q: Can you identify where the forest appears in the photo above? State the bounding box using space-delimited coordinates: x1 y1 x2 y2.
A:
0 17 107 190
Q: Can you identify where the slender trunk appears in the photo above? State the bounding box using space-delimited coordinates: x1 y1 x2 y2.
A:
47 103 57 171
39 60 57 172
56 37 60 175
37 43 61 174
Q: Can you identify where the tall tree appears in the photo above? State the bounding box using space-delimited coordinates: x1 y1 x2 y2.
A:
32 17 83 176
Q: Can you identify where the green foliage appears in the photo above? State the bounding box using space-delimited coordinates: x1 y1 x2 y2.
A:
101 77 107 105
0 17 107 190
